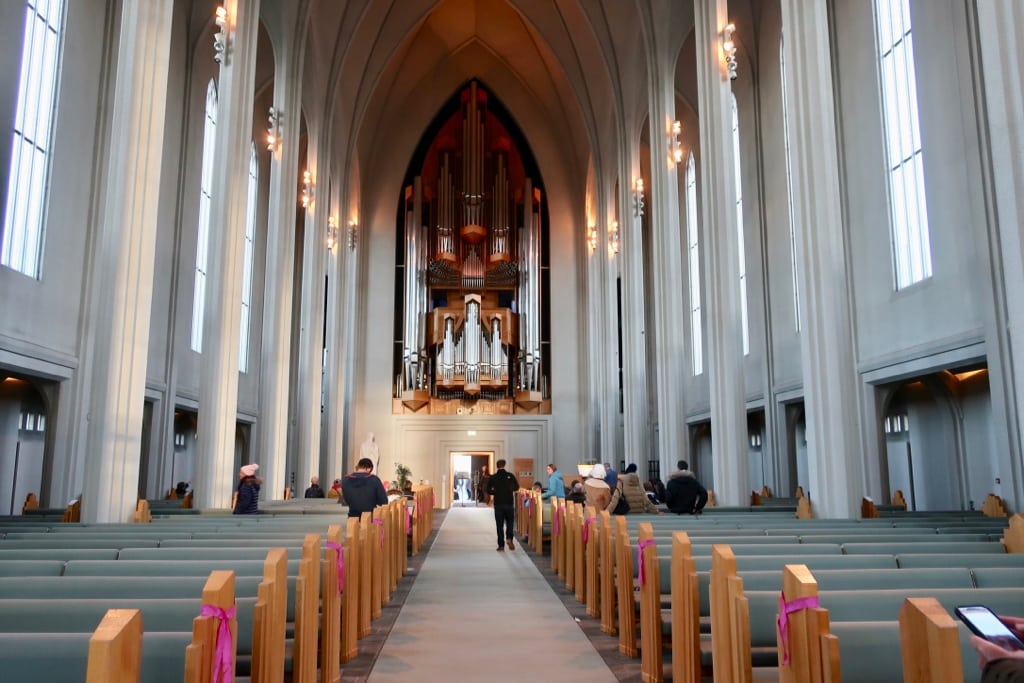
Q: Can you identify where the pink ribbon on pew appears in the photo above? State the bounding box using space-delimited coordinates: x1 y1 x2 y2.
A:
405 505 412 535
200 602 237 683
582 517 596 544
372 518 385 547
636 539 656 586
776 594 821 665
553 505 565 536
325 540 345 593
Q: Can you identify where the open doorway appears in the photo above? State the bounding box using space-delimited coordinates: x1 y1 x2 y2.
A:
450 451 493 508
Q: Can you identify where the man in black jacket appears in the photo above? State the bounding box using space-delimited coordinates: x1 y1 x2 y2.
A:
665 460 708 515
486 459 519 551
341 458 388 518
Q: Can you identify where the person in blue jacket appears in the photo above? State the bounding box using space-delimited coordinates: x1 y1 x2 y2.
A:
540 463 565 500
233 464 261 514
341 457 388 518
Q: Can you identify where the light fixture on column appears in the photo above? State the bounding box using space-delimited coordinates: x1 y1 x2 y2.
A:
301 170 313 208
213 5 230 65
266 106 281 152
632 177 645 218
608 220 620 254
670 120 683 165
347 219 358 250
587 224 597 253
722 23 738 80
326 216 338 251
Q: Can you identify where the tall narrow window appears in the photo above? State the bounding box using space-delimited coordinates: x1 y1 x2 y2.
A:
875 0 931 289
685 153 703 376
2 0 66 277
731 94 750 355
780 38 802 331
238 143 258 372
190 80 217 353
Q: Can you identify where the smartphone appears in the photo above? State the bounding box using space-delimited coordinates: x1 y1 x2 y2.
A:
956 605 1024 651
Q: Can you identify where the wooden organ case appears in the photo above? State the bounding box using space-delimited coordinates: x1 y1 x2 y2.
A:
393 82 550 415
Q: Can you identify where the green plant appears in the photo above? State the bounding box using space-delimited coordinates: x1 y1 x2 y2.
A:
394 462 412 488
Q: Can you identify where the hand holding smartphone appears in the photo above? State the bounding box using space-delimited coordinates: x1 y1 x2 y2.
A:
956 605 1024 651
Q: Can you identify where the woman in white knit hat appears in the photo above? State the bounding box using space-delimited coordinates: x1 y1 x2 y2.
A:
234 463 261 514
583 463 612 512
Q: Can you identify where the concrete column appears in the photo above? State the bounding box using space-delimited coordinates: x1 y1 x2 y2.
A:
323 190 348 484
781 0 866 518
640 5 688 477
974 0 1024 509
294 139 328 495
257 16 304 501
196 0 262 509
694 0 748 505
79 0 173 522
619 152 652 474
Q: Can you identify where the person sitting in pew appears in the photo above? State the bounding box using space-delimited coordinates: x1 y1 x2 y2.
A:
234 464 262 514
620 464 662 514
540 463 565 501
567 480 586 504
304 475 325 498
584 464 612 511
665 460 708 515
643 480 660 505
970 614 1024 682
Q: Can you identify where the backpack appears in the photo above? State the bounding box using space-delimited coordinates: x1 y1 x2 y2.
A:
612 483 630 515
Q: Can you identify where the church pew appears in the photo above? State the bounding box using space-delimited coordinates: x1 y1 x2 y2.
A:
0 559 66 576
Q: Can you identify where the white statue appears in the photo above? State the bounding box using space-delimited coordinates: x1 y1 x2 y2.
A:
359 431 381 472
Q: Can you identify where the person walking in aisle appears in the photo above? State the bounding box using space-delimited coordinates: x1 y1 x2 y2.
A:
487 459 519 551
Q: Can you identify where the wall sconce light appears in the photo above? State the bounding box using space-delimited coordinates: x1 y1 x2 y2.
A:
347 219 358 250
587 225 597 252
609 220 620 254
213 5 230 65
749 432 762 449
266 106 281 152
670 120 683 165
301 170 313 208
722 23 738 80
632 178 645 218
326 216 338 251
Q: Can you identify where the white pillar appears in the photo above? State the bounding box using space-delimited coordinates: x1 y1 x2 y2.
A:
294 140 329 494
196 0 262 509
781 0 866 518
79 0 173 523
640 6 688 477
257 19 304 502
619 152 652 475
975 0 1024 509
694 0 748 505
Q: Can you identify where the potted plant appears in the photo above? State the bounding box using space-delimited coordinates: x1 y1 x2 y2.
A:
394 462 412 489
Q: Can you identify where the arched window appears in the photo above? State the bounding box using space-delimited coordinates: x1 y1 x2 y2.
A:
190 80 217 353
780 37 802 332
685 153 703 376
875 0 932 289
731 93 750 355
238 143 258 372
2 0 66 277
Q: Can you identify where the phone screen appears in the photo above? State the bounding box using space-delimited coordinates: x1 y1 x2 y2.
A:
958 606 1024 651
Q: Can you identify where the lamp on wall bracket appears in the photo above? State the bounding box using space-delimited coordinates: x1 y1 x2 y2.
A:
213 5 230 65
347 219 358 250
722 23 738 80
670 120 683 165
632 178 645 218
608 220 620 254
266 106 281 152
301 170 313 209
326 216 338 251
587 224 597 253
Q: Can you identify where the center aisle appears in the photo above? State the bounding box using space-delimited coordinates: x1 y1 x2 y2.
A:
368 506 619 682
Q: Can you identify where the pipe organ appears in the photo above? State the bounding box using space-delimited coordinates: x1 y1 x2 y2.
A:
394 81 549 415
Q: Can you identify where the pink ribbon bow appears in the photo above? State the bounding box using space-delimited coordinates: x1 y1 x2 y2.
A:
325 541 345 593
583 517 596 544
200 603 237 683
636 539 655 586
372 518 385 547
776 594 821 664
405 506 412 535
